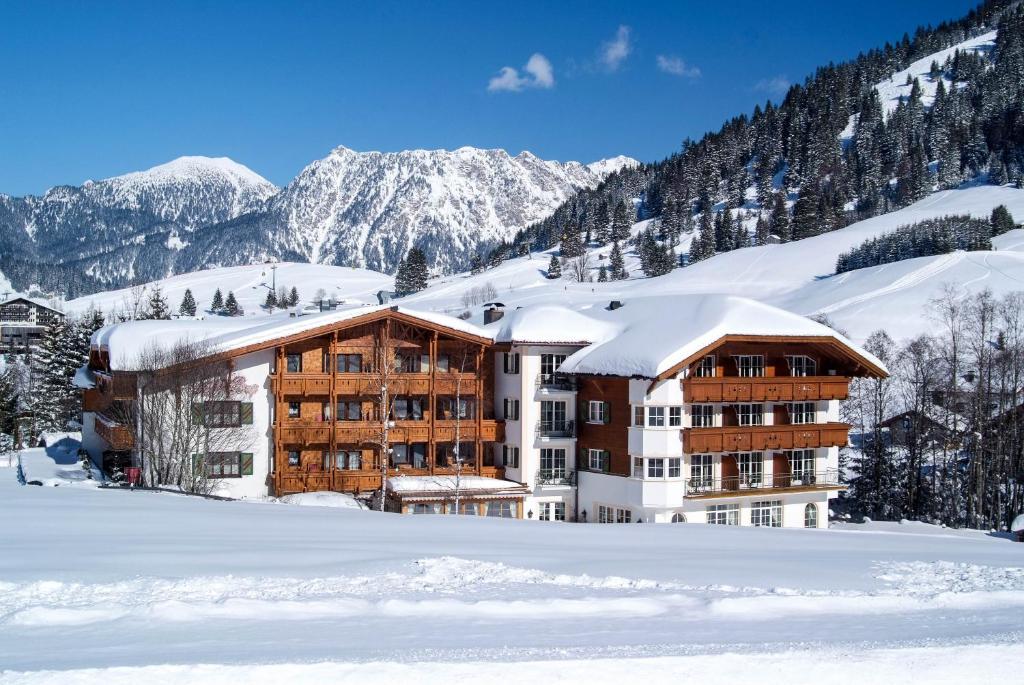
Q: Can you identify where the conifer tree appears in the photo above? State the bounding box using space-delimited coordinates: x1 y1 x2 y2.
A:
32 317 79 434
790 185 820 240
179 289 197 317
398 247 429 294
264 290 277 310
288 286 300 307
610 200 631 243
597 265 608 282
594 201 611 244
211 288 224 312
560 226 585 259
393 256 410 294
754 216 770 246
225 292 240 316
609 242 628 280
991 205 1015 236
469 254 484 274
546 254 562 279
144 286 171 320
769 194 791 242
0 366 18 441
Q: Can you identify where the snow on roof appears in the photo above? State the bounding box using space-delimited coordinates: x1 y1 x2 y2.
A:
386 475 529 498
0 296 62 313
92 305 493 370
490 304 618 345
73 365 97 389
557 294 886 378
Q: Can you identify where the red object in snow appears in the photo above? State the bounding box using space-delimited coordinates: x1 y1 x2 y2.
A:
125 467 141 485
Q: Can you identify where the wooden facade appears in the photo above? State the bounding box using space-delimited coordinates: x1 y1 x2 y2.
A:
576 376 631 477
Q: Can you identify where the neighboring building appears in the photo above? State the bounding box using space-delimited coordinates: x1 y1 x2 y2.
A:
879 407 966 449
0 296 64 355
80 295 886 527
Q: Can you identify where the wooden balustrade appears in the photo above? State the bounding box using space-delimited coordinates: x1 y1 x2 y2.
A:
272 372 479 396
682 376 850 402
682 422 851 453
273 464 506 495
276 419 503 446
94 415 134 450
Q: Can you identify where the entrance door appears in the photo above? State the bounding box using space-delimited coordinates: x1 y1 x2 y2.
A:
537 501 566 521
721 454 739 491
772 453 791 487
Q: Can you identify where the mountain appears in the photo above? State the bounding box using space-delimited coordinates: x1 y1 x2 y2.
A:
173 146 637 276
0 148 635 297
0 156 277 295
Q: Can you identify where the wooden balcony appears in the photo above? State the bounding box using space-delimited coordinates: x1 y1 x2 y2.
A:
272 373 479 396
94 372 137 400
94 414 134 450
434 419 504 442
682 376 850 403
82 389 110 413
683 422 851 453
273 464 506 495
276 419 503 446
272 374 332 396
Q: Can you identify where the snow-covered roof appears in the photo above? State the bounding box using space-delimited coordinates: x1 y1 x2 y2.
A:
490 304 618 345
386 476 529 499
556 294 887 378
92 305 493 370
0 296 63 313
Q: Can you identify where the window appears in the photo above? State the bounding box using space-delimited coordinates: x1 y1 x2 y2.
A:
538 501 565 521
751 500 783 527
487 500 517 518
286 353 302 373
632 456 644 478
436 354 450 372
804 503 819 528
787 355 817 377
735 355 764 377
393 397 425 421
647 458 665 478
706 503 739 525
669 407 682 427
203 452 250 478
337 401 362 421
503 398 520 420
539 401 567 432
789 449 815 484
411 503 440 515
448 502 478 515
439 398 475 420
587 400 610 424
539 448 566 480
540 353 567 383
324 450 362 470
634 406 644 426
587 448 610 472
502 444 520 469
597 505 631 523
201 401 251 428
395 353 423 373
336 353 362 373
789 402 816 425
503 352 520 374
668 457 682 478
691 404 715 427
738 453 764 488
647 406 665 427
690 454 713 490
735 404 764 426
671 513 686 523
391 443 410 465
287 450 300 467
287 402 300 419
695 355 716 377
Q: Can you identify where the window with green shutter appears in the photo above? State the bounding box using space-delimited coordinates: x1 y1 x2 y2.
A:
240 452 254 476
240 402 253 425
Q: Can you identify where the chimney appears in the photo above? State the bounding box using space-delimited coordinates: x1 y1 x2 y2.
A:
483 306 505 324
608 300 623 311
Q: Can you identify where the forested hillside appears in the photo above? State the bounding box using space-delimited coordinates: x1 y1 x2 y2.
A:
509 1 1024 267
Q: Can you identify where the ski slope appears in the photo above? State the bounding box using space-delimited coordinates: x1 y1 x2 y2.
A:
2 446 1022 683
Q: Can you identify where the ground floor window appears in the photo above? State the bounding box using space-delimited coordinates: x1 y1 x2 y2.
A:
706 503 739 525
538 501 565 521
804 503 818 528
671 512 686 523
410 503 441 514
597 504 632 523
203 452 242 478
447 501 479 515
486 500 517 518
751 500 783 527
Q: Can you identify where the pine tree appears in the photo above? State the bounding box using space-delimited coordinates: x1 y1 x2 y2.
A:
32 317 79 434
597 265 608 282
405 248 429 293
264 290 278 310
394 256 410 294
769 194 790 242
991 205 1015 236
144 286 171 320
211 288 224 312
609 242 628 280
0 366 20 441
790 185 820 240
594 201 611 244
560 226 585 259
225 292 241 316
610 200 631 243
546 254 562 279
288 286 300 307
754 216 770 246
179 289 197 317
469 254 484 274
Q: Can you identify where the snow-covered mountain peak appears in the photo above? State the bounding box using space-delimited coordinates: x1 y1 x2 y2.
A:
587 155 641 177
106 155 277 192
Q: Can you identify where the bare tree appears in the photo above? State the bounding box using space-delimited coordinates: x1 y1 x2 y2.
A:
364 324 399 511
567 253 592 283
450 347 472 513
111 340 256 495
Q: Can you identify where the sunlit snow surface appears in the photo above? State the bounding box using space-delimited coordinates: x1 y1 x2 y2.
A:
1 446 1022 682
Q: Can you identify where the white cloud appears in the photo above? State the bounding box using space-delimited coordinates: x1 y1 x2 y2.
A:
600 25 632 71
754 75 791 97
656 55 700 79
488 53 555 92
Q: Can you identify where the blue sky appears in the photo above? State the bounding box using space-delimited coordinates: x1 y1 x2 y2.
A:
1 0 977 195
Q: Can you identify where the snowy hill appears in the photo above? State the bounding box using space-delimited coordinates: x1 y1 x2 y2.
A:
173 146 638 275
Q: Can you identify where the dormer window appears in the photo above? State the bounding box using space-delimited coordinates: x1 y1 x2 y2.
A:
734 355 764 378
695 355 716 378
786 355 816 377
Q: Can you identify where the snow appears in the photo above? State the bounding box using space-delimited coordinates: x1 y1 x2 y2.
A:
104 156 277 194
586 155 641 177
491 304 619 344
386 475 528 495
278 492 366 509
2 445 1022 681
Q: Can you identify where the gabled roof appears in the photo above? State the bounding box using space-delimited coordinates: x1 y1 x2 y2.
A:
0 296 64 314
92 305 494 371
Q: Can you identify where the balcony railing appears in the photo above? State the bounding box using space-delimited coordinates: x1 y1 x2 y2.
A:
683 422 851 453
682 376 850 402
535 419 575 438
535 374 576 391
536 468 577 486
683 469 842 498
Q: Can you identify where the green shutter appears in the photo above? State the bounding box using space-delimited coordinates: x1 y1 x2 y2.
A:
191 402 204 426
240 452 254 476
240 402 254 425
603 450 611 473
603 401 612 424
192 453 203 475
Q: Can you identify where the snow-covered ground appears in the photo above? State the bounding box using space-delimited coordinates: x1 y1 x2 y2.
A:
2 445 1022 683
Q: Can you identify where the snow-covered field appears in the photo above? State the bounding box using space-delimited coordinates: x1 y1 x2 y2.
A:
2 445 1022 683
